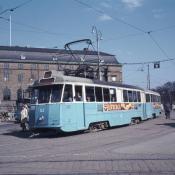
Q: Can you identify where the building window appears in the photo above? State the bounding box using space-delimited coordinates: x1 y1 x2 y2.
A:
31 64 37 70
44 64 49 70
3 69 9 81
18 63 23 70
3 63 10 81
3 63 9 69
30 73 36 80
3 87 11 101
111 75 117 82
18 73 23 82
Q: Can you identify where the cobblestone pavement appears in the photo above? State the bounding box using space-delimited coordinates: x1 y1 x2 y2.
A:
0 111 175 175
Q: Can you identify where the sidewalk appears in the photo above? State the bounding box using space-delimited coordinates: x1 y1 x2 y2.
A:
0 117 15 125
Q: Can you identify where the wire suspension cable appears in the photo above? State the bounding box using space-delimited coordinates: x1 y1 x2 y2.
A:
74 0 145 33
147 32 170 59
0 0 33 15
122 57 175 66
74 0 173 64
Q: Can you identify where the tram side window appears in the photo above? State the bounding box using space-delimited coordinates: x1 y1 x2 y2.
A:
123 90 128 102
103 88 110 102
51 85 63 102
63 84 73 102
146 94 150 102
158 96 161 102
133 91 137 102
85 86 95 102
110 88 117 102
150 94 154 102
153 95 156 102
155 95 158 102
128 90 133 102
137 91 141 102
74 85 83 101
95 87 102 102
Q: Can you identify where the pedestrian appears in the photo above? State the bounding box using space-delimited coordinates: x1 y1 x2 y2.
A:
20 104 28 131
164 103 171 119
74 92 82 101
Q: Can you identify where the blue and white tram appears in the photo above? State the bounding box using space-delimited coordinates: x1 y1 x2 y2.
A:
29 70 161 132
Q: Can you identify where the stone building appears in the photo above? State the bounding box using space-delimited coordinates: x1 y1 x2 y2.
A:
0 46 122 112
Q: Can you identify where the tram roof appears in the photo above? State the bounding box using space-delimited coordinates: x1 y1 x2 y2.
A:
144 90 160 96
35 70 144 91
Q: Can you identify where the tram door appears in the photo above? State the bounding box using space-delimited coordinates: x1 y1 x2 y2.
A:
61 84 85 131
74 85 85 128
141 92 147 119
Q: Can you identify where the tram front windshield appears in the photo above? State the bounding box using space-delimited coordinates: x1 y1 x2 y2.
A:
31 84 63 104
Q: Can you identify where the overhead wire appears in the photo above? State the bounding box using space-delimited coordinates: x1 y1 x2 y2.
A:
73 0 174 65
103 32 144 42
150 24 175 33
0 16 70 37
0 0 174 68
74 0 145 33
122 57 175 65
147 32 170 59
0 0 33 15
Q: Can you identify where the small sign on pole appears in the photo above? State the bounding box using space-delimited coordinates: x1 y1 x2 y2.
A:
154 62 160 69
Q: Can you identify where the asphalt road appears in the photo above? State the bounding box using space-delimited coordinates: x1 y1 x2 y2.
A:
0 111 175 175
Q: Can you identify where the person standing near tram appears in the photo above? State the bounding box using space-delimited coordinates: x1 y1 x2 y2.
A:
164 103 171 119
20 104 28 131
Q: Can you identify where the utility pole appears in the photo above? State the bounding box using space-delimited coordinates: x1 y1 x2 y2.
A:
147 64 150 89
92 26 102 80
9 14 12 46
9 9 14 46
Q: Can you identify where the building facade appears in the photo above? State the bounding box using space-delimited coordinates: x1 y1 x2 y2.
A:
0 46 122 112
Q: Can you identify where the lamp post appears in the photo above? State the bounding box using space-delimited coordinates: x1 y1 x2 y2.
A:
147 64 150 89
92 26 102 80
9 14 12 46
9 9 14 46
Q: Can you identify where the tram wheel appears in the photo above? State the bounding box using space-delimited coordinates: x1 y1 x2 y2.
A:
88 121 109 132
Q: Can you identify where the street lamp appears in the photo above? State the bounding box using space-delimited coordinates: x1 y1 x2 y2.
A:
92 26 102 80
9 9 14 46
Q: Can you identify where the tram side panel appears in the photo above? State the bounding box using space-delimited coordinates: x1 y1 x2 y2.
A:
145 103 153 119
152 102 161 117
60 103 85 132
84 102 144 128
84 103 123 127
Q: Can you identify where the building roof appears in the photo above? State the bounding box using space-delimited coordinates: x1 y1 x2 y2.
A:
0 46 121 66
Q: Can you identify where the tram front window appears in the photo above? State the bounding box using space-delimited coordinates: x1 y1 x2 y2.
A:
31 85 63 104
51 85 63 102
31 89 39 104
38 87 51 103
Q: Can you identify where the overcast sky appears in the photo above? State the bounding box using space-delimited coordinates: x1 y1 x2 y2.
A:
0 0 175 89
